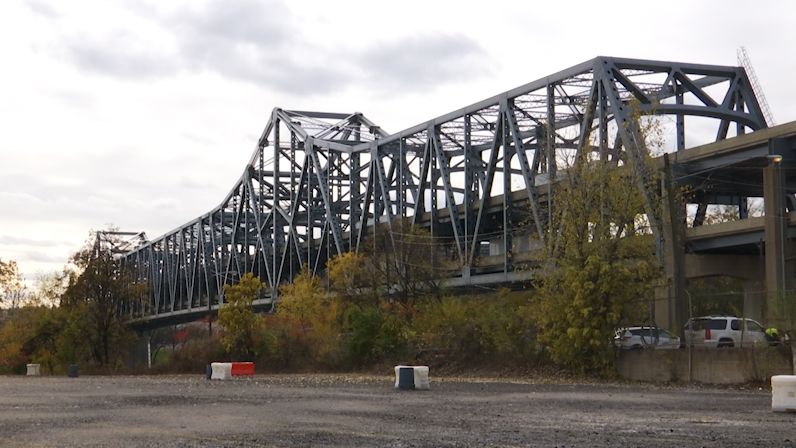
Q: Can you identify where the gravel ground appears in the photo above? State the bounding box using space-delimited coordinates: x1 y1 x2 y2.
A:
0 373 794 447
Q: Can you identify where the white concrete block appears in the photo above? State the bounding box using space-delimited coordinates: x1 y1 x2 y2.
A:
210 362 232 380
26 364 41 376
394 365 430 390
772 375 796 412
412 366 430 390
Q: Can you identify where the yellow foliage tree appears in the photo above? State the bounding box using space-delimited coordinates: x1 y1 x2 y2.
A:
534 149 659 374
326 251 373 307
278 267 341 363
218 273 263 359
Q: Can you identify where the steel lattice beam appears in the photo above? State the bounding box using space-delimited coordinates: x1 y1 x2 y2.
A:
120 56 768 322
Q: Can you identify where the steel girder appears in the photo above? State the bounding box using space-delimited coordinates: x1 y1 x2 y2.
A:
121 56 767 321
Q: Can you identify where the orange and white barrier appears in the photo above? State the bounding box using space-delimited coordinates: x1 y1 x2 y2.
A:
210 362 255 380
231 362 255 376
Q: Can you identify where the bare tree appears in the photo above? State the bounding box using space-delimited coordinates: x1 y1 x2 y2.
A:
0 258 26 309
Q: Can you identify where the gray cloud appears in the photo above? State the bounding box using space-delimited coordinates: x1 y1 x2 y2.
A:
60 30 179 80
173 0 291 50
50 2 489 97
168 0 350 94
25 0 59 19
358 33 493 91
0 235 70 247
0 154 220 249
52 0 351 95
178 177 216 191
20 250 68 264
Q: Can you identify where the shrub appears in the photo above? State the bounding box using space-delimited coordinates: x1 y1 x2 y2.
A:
411 291 539 365
342 305 409 367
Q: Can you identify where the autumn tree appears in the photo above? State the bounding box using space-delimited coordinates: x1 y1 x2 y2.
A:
533 152 659 374
29 271 68 307
327 251 374 306
0 305 38 372
277 267 341 362
0 268 83 374
0 258 26 309
363 219 451 313
218 272 263 359
60 234 142 368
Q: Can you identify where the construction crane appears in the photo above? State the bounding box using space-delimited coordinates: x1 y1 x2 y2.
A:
737 46 776 126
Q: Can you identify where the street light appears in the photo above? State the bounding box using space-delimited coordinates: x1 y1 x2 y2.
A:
767 154 783 165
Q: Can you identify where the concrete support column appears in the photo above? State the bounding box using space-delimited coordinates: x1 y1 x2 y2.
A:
743 279 764 322
654 284 673 329
660 154 688 333
763 160 787 323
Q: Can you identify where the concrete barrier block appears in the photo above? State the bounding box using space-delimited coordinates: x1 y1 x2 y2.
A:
772 375 796 412
394 365 430 390
210 362 232 380
26 364 41 376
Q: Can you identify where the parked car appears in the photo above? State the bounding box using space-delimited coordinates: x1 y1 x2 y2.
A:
683 316 767 348
613 326 680 350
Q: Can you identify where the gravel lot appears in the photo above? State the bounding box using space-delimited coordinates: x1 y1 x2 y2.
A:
0 373 794 447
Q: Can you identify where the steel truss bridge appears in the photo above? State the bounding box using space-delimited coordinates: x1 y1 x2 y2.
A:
116 56 794 328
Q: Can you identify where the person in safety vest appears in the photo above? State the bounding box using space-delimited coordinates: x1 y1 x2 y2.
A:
765 327 780 343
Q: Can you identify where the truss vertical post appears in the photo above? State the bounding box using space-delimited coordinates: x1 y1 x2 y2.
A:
500 97 512 275
350 152 360 250
463 116 473 277
272 116 280 299
598 82 609 161
676 81 685 151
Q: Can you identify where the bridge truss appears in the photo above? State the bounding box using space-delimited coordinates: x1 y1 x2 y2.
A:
120 56 768 322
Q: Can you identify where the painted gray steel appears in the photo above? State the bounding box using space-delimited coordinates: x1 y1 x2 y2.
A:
118 56 770 325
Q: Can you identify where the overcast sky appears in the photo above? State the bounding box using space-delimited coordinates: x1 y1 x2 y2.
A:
1 0 795 285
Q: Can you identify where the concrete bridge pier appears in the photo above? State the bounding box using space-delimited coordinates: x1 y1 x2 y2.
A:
743 279 765 323
657 254 766 332
763 157 793 326
659 154 688 334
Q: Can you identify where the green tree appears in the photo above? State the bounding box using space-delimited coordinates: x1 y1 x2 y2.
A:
342 305 408 366
22 306 66 373
534 155 658 374
218 272 263 359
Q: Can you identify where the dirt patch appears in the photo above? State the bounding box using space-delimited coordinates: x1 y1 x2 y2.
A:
0 374 793 447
